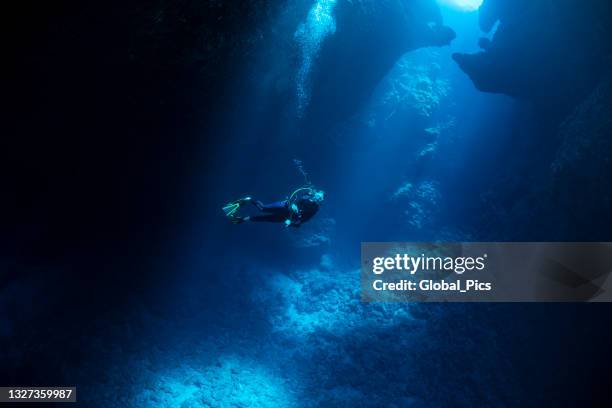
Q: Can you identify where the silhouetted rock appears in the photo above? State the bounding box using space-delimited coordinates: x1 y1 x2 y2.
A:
453 0 612 111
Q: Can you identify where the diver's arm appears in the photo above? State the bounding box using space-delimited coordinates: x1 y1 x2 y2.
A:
285 216 302 228
285 203 302 227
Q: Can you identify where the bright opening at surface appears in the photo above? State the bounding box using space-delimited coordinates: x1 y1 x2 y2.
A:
437 0 483 12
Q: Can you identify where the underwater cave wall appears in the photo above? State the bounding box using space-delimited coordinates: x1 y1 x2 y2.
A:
453 0 612 108
451 0 612 239
297 0 455 129
551 74 612 239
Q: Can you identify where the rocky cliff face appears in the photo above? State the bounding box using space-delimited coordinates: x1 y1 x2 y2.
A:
452 0 612 239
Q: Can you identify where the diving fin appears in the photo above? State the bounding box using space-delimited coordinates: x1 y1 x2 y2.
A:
222 201 241 217
222 196 253 219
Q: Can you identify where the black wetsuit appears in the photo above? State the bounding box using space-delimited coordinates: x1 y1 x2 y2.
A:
249 198 318 226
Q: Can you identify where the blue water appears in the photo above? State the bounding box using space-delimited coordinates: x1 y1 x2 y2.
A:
59 2 609 407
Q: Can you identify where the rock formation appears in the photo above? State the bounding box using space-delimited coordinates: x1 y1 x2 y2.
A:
453 0 612 111
300 0 455 126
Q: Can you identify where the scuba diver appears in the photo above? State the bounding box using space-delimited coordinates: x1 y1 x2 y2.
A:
223 187 325 228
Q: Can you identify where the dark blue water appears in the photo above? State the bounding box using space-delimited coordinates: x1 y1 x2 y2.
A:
5 1 612 407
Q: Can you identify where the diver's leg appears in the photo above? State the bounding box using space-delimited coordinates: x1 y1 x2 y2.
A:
237 197 265 211
259 201 288 213
248 214 285 223
251 200 265 211
229 199 287 224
